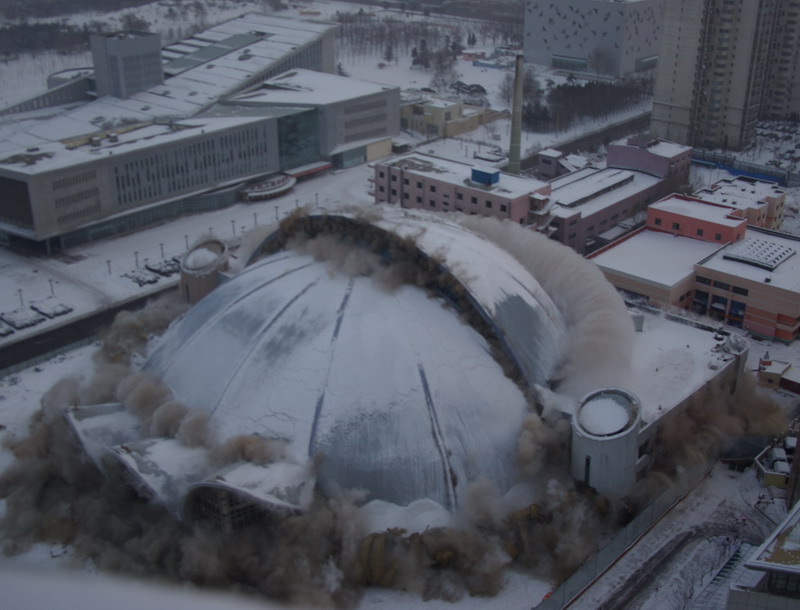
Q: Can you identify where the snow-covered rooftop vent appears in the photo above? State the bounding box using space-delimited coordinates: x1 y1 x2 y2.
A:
722 238 796 271
576 389 639 438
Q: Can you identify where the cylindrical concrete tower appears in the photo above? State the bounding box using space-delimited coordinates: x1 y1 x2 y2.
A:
571 388 642 497
179 239 228 304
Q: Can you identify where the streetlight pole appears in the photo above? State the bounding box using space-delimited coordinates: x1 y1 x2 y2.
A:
134 251 139 268
48 278 55 297
160 243 165 259
17 288 23 308
231 219 236 235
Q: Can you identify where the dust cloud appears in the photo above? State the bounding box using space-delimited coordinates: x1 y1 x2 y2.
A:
0 210 789 607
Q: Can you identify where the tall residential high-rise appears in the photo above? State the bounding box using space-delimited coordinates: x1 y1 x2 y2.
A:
651 0 800 150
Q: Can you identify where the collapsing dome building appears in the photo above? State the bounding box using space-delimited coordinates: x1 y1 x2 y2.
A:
63 206 754 542
67 209 582 528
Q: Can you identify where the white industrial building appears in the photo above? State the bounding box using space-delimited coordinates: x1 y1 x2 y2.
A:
0 14 399 252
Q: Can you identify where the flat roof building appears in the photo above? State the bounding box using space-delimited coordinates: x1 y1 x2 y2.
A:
591 195 800 343
0 15 401 252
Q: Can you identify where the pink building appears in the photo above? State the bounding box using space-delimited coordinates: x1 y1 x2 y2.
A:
646 195 747 244
373 154 550 224
591 196 800 343
607 134 692 192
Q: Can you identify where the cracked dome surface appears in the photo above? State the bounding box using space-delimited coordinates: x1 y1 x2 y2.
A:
145 217 569 508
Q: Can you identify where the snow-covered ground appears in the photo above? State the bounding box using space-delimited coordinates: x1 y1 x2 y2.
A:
1 1 800 608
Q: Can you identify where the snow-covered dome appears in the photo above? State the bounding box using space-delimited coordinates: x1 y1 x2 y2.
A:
143 212 570 510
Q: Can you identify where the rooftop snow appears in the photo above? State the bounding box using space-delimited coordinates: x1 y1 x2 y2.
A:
385 153 548 199
722 237 796 271
747 498 800 575
650 196 745 227
548 168 660 218
0 13 336 158
699 228 800 292
592 229 722 289
695 176 784 209
228 68 397 106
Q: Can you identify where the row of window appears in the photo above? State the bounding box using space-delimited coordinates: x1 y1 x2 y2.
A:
344 98 387 115
55 187 100 209
57 202 101 226
696 275 749 296
52 170 97 191
344 113 387 130
114 125 272 206
344 126 386 143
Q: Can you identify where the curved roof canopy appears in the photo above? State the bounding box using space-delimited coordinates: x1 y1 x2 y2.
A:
143 212 569 509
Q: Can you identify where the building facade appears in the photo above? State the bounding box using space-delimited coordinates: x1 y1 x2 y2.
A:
651 0 800 150
591 196 800 343
91 31 164 99
0 16 401 251
523 0 663 78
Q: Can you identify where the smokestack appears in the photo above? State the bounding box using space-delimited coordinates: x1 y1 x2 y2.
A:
508 54 524 175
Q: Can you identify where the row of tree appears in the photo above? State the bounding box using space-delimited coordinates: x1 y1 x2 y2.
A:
0 22 101 56
0 0 151 20
530 78 652 132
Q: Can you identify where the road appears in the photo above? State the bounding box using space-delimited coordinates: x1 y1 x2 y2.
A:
0 285 176 373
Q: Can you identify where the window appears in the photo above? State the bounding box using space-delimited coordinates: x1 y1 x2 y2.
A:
697 276 711 285
654 217 662 225
715 233 722 241
416 196 422 203
391 189 397 196
404 192 410 199
732 285 748 296
500 204 507 212
696 228 704 236
672 222 680 230
456 192 463 200
713 280 730 290
429 185 436 193
391 175 397 182
416 181 422 188
403 178 409 185
379 186 385 193
471 196 477 204
485 200 493 209
379 171 385 178
429 200 436 208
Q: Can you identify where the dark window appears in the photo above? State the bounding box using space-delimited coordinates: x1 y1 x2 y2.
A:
500 204 507 212
403 178 409 185
471 196 477 204
391 175 397 182
429 185 436 193
416 181 422 188
732 285 749 296
697 276 711 285
715 233 722 240
713 280 730 290
672 222 680 230
456 192 463 200
429 200 436 207
485 200 493 209
696 228 704 236
416 196 422 203
379 186 385 193
391 189 397 196
404 192 410 199
379 171 385 178
654 217 662 225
